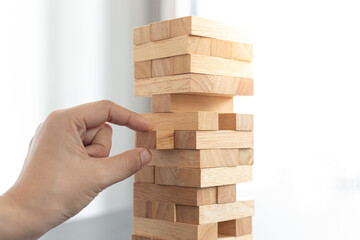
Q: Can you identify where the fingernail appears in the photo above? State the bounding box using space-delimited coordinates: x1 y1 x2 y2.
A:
140 149 152 165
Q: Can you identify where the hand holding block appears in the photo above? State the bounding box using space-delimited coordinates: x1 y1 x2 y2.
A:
218 217 252 237
219 113 254 131
136 131 174 149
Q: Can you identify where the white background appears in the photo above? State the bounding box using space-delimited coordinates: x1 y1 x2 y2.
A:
1 0 360 239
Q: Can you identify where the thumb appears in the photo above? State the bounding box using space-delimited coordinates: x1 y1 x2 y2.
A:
99 148 152 188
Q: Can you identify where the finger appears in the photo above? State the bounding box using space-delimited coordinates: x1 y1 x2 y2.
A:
67 100 153 131
85 124 112 158
97 148 152 188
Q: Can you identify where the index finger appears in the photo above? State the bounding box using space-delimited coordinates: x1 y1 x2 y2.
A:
67 100 153 131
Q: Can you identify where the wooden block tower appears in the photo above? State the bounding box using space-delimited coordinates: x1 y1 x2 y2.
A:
132 16 254 240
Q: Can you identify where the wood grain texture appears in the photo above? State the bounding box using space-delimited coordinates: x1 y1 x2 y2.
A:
150 20 170 41
133 25 151 45
217 184 237 204
155 166 177 185
133 200 152 218
135 131 174 149
170 16 249 43
152 57 173 77
218 217 252 236
218 234 253 240
132 234 152 240
133 35 211 62
176 200 254 224
134 183 216 206
174 130 254 149
219 114 254 131
133 217 217 240
134 61 152 79
152 94 233 113
134 74 253 97
148 149 254 168
210 39 252 61
141 112 218 130
152 201 176 221
177 166 252 187
135 166 155 183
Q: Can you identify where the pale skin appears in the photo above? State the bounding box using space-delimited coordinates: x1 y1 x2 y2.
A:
0 100 153 239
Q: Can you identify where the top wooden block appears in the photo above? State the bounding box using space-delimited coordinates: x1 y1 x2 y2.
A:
134 16 250 44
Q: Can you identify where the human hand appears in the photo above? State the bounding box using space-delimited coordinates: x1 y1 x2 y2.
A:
0 100 153 239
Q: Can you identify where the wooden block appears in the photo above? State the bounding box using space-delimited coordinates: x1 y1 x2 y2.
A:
134 74 253 97
134 217 217 240
134 183 216 206
152 57 173 77
218 217 252 237
142 112 218 130
134 61 152 79
174 130 254 149
218 234 253 240
177 166 252 188
176 200 254 224
135 166 155 183
152 201 176 221
219 114 254 131
152 94 233 113
210 39 252 62
133 200 152 218
150 20 170 41
132 234 152 240
136 131 174 149
133 25 150 45
149 149 253 168
169 54 252 78
155 166 177 185
133 35 211 62
232 42 253 61
170 16 248 43
217 184 237 204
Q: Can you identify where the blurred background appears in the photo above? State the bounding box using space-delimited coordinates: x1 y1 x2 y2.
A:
1 0 360 239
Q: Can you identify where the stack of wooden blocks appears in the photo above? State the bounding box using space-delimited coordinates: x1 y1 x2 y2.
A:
132 16 254 240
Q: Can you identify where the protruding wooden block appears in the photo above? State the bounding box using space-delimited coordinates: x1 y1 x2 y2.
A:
148 149 253 168
152 57 173 77
133 35 211 62
174 130 254 149
133 25 151 45
218 217 252 236
136 131 174 149
219 114 254 131
211 39 252 62
152 201 176 221
150 20 170 41
155 166 177 185
176 200 254 224
177 166 252 188
152 94 233 113
142 112 218 130
134 74 253 97
134 61 152 79
134 217 218 240
132 234 152 240
135 166 155 183
134 183 216 206
217 184 237 204
133 199 152 218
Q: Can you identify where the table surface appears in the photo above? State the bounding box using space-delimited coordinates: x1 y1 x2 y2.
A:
40 209 133 240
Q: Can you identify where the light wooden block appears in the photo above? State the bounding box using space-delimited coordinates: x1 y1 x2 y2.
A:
155 166 177 185
211 38 232 59
174 130 254 149
136 131 174 149
152 201 176 221
232 42 253 61
152 57 173 77
133 199 152 218
141 112 218 130
150 20 170 41
210 39 252 62
134 217 217 240
176 200 254 224
218 217 252 237
148 149 253 168
133 35 211 62
177 166 252 188
134 74 253 97
135 166 155 183
151 94 233 113
170 16 248 43
134 61 152 79
218 234 253 240
132 234 152 240
217 184 237 204
219 114 254 131
134 183 216 206
133 25 151 45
